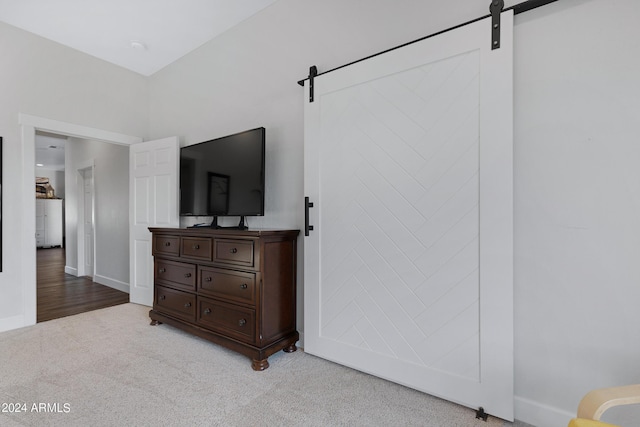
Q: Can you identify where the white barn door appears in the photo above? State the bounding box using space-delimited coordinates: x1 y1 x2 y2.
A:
129 137 180 306
304 13 514 420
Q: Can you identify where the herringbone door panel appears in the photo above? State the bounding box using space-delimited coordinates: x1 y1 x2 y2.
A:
319 50 481 380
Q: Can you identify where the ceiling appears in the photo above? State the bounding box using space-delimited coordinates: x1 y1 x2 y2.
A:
0 0 277 76
35 132 67 172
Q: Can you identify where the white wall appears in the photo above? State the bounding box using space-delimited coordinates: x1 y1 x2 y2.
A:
149 0 640 425
0 21 147 331
513 1 640 425
65 138 130 291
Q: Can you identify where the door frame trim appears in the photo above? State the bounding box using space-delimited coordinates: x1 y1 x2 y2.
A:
77 162 95 278
19 113 142 327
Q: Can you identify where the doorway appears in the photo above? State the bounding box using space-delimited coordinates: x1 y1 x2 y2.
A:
21 114 142 326
34 136 129 322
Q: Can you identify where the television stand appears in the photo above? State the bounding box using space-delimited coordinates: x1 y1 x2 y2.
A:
208 216 249 230
148 227 300 370
236 216 248 230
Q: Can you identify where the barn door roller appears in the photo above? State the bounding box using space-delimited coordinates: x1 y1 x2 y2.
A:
490 0 505 50
308 65 318 103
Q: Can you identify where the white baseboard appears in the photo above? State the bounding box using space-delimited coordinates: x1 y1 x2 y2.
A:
0 314 29 333
515 395 574 427
94 274 130 294
64 266 78 275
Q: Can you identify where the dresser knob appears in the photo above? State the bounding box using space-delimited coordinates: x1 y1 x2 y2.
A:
184 302 192 308
184 273 192 278
193 244 199 250
164 242 171 246
159 268 166 273
238 319 246 327
204 308 212 315
160 295 166 300
229 248 238 254
205 276 212 282
240 283 248 289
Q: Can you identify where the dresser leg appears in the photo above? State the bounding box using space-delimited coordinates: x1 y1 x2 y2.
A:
283 344 297 353
150 319 162 326
251 359 269 371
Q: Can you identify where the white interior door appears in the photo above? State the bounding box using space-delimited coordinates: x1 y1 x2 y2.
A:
304 13 514 420
77 164 95 277
83 169 94 278
129 137 179 306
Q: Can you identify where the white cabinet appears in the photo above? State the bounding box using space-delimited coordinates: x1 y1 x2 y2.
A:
36 199 64 248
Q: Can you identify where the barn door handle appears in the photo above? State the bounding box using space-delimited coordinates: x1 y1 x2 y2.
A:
305 197 315 236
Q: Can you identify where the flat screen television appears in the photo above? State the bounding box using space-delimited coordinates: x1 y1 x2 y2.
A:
180 127 265 229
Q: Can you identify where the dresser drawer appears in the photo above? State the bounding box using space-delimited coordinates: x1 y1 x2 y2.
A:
154 235 179 256
197 297 256 344
155 259 196 291
181 237 212 261
213 238 254 267
198 267 256 305
155 286 196 322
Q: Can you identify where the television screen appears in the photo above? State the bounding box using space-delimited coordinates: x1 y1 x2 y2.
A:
180 127 265 217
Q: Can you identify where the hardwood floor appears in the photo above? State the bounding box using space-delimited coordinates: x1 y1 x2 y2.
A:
37 247 129 322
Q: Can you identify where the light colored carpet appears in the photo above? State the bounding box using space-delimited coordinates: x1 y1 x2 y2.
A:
0 304 532 426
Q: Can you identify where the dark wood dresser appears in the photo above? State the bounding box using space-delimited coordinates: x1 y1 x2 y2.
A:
148 227 299 370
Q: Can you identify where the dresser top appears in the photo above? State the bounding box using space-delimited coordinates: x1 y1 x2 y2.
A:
148 227 299 238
